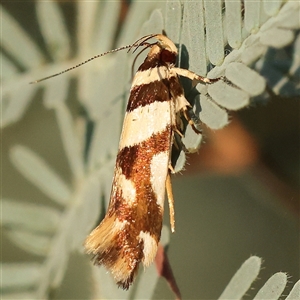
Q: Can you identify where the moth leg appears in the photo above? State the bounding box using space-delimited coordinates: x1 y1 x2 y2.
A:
171 122 184 150
173 125 183 138
182 107 202 134
172 135 180 150
166 171 175 233
168 164 175 174
174 127 183 137
172 67 221 84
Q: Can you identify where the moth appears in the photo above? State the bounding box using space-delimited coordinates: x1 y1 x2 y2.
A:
32 33 220 290
83 34 220 289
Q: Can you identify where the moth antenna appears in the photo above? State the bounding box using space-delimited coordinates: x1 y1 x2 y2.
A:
30 44 134 84
30 34 161 84
129 33 158 54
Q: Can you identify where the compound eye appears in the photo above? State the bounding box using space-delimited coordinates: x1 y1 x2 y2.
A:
160 49 176 64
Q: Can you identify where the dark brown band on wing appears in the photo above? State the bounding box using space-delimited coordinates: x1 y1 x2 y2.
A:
137 48 165 72
127 72 186 113
137 47 177 72
127 79 170 112
117 126 172 179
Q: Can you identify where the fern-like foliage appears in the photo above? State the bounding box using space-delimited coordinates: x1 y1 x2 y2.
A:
1 1 299 299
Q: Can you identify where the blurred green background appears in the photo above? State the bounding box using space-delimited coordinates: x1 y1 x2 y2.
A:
2 2 299 299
